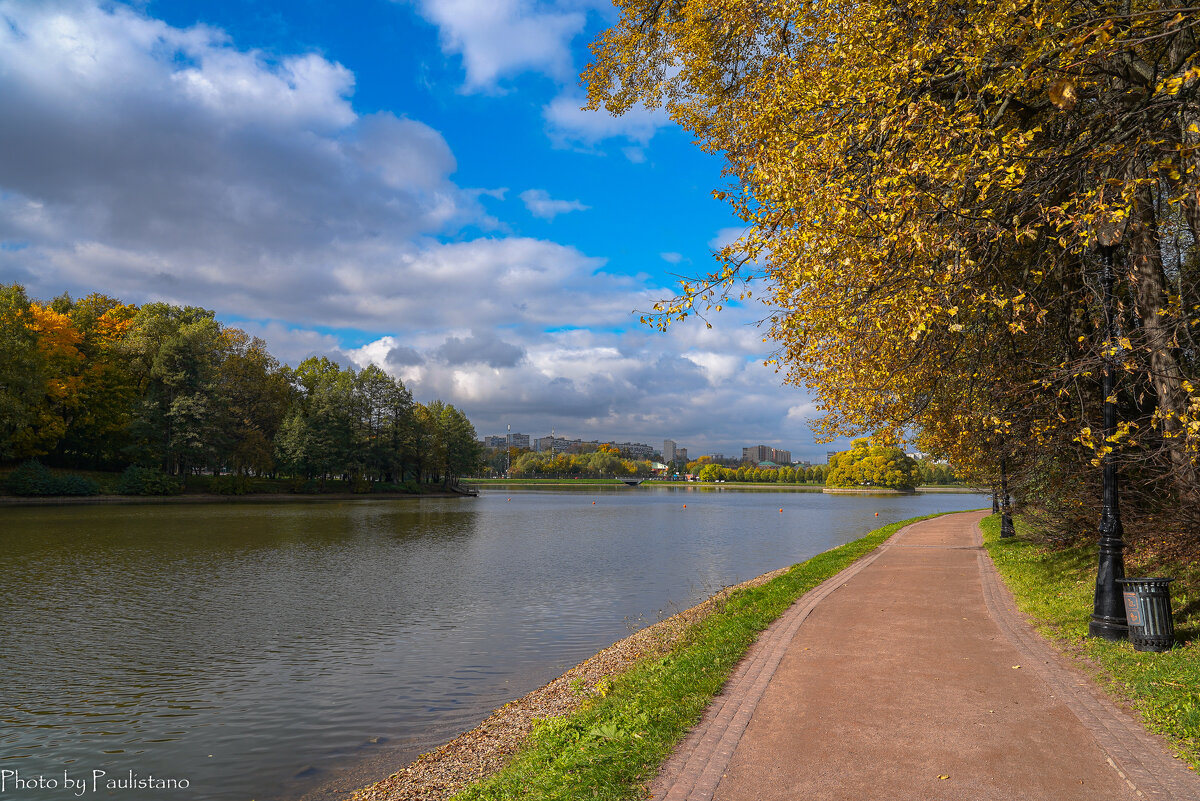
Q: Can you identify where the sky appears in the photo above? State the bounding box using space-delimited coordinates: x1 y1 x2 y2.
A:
0 0 850 461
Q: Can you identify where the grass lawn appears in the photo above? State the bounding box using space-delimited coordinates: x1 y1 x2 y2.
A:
450 513 942 801
980 514 1200 768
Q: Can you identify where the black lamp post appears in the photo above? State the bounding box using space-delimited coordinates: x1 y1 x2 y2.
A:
999 455 1015 538
1088 223 1128 641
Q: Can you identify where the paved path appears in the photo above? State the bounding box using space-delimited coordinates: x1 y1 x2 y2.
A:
651 511 1200 800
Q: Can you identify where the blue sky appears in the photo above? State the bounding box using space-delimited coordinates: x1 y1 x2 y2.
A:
0 0 848 461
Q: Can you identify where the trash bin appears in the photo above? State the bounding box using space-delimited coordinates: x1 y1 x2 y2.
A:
1116 577 1176 652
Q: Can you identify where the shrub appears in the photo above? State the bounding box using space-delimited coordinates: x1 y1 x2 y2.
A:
117 466 182 496
208 474 250 495
6 460 58 496
4 461 100 496
288 477 321 494
54 474 102 496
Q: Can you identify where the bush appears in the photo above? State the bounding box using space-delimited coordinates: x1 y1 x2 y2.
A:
208 474 250 495
288 477 322 494
6 460 58 496
117 466 182 496
5 461 101 496
54 474 102 496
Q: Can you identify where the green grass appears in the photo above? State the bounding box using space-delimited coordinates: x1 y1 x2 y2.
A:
451 513 946 801
981 514 1200 768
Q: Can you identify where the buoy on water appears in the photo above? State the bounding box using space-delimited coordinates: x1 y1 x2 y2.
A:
875 512 879 517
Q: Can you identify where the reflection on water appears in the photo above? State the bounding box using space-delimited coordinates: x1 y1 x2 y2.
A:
0 488 986 800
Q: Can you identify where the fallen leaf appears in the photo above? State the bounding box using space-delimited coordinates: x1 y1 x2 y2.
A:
938 774 950 780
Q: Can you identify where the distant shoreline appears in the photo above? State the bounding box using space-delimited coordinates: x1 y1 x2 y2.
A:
0 491 469 508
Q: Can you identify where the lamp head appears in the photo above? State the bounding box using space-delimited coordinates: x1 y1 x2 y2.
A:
1096 214 1125 248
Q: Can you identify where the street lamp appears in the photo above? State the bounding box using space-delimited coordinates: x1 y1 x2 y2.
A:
1088 217 1128 641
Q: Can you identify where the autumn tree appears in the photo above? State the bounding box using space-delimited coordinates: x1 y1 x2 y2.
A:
586 0 1200 536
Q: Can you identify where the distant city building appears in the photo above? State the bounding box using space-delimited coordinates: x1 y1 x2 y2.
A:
615 441 654 459
485 432 530 449
826 450 839 465
663 439 677 462
743 445 792 465
676 447 688 463
536 435 580 454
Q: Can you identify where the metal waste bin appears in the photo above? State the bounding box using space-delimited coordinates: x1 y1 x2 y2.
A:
1116 577 1176 652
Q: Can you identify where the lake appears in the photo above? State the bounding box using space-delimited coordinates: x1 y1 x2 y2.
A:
0 487 987 800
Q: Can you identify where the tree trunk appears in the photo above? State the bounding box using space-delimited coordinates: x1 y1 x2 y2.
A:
1128 182 1200 505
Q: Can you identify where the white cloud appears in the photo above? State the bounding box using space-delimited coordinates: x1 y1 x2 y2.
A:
519 188 589 220
543 89 672 149
708 226 747 251
0 1 836 461
336 303 831 459
409 0 586 91
660 252 684 264
0 0 487 322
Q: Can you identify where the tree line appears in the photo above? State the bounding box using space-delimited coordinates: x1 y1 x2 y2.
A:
686 447 957 489
0 284 481 488
500 447 655 478
586 0 1200 545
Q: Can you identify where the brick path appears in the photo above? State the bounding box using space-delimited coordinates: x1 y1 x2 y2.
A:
650 511 1200 800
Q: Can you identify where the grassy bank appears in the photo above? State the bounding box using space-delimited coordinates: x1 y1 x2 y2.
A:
447 513 942 801
980 514 1200 767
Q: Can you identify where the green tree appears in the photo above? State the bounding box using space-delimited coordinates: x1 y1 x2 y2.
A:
418 400 481 486
0 285 44 459
827 439 917 490
587 450 622 476
218 329 294 476
124 303 227 475
275 357 356 482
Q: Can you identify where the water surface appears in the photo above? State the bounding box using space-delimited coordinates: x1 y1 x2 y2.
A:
0 487 986 800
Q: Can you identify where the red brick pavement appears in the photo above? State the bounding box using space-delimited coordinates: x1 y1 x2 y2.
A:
650 511 1200 801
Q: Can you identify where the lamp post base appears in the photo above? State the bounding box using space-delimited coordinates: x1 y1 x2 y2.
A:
1088 615 1128 641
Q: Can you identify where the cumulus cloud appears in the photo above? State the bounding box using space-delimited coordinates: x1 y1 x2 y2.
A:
387 344 426 367
0 0 476 316
408 0 587 91
434 331 526 367
339 305 832 460
543 89 672 150
0 1 835 461
519 188 589 220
